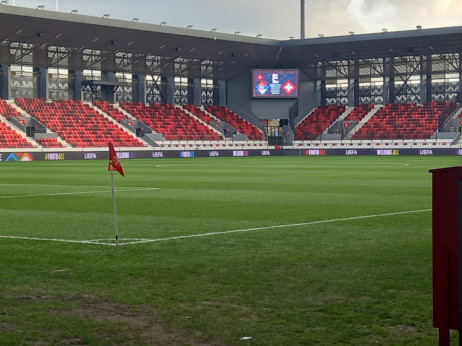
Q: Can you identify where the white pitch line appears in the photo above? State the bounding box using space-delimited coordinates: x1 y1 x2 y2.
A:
0 187 159 199
0 235 117 246
117 208 432 246
0 208 430 246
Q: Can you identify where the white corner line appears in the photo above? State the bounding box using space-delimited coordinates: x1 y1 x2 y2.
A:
116 208 432 246
0 208 431 247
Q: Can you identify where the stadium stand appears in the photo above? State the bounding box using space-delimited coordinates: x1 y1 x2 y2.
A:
344 104 375 122
204 105 264 140
0 100 35 148
120 102 222 140
0 121 33 148
35 137 65 148
1 97 459 150
93 100 130 123
15 98 145 148
352 102 456 140
182 104 217 125
294 105 346 140
0 99 24 120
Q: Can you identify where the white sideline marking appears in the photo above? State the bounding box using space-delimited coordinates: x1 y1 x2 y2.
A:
0 187 159 199
0 235 115 246
0 209 431 247
118 208 431 246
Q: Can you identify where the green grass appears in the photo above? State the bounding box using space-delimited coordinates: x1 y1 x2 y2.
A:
0 156 460 345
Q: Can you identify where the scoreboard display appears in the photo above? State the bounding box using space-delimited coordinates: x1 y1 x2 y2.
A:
251 69 299 98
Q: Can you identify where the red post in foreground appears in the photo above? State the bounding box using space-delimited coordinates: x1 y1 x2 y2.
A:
429 167 462 345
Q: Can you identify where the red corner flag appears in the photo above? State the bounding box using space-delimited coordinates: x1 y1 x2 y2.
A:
108 142 125 177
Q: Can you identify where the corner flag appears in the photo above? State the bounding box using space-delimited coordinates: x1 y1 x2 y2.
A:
108 142 125 177
108 142 124 246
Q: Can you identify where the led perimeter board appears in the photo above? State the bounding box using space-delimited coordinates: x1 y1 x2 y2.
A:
252 69 299 98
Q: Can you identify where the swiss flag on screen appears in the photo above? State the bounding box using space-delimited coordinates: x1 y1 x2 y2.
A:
108 142 125 177
282 80 296 95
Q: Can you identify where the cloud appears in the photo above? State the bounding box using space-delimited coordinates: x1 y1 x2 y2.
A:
355 0 462 31
9 0 462 39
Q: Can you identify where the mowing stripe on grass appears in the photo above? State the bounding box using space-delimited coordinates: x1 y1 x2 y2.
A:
0 208 431 247
0 187 159 199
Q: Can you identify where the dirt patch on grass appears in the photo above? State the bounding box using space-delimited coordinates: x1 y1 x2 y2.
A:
3 292 216 345
59 297 218 345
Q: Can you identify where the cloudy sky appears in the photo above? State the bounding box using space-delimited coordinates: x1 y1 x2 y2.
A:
9 0 462 39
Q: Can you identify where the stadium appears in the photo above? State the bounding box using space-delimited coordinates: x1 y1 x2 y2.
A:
0 3 461 345
0 5 461 158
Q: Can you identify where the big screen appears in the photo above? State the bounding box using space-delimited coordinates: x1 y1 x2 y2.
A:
251 69 299 98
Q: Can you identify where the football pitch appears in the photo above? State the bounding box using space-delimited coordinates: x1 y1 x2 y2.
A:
0 155 460 345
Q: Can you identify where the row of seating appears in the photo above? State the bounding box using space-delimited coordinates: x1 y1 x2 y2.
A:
0 99 23 120
182 104 216 124
0 121 34 148
0 98 459 148
0 99 265 147
93 100 129 123
205 105 264 140
352 102 455 140
35 137 65 148
344 104 375 122
15 98 144 148
295 105 346 140
119 102 223 141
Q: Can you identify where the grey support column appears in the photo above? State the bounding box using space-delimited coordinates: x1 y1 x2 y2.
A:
1 65 11 100
69 69 83 101
161 76 174 104
133 74 146 104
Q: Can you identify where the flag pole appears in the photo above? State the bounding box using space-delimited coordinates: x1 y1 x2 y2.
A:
110 164 119 246
108 142 124 246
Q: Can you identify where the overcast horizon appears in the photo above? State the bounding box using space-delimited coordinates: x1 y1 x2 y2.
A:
5 0 462 39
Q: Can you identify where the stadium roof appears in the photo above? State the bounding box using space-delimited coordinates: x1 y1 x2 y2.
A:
1 5 461 80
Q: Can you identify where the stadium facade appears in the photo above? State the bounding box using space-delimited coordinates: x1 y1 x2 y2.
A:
0 5 462 159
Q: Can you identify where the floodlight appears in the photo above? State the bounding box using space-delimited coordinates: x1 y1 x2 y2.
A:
318 34 324 38
416 25 422 30
0 1 9 5
71 9 78 14
102 14 110 18
186 25 193 29
256 34 262 38
234 31 241 35
37 5 45 9
382 28 388 33
349 31 355 35
132 18 139 22
160 21 167 25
